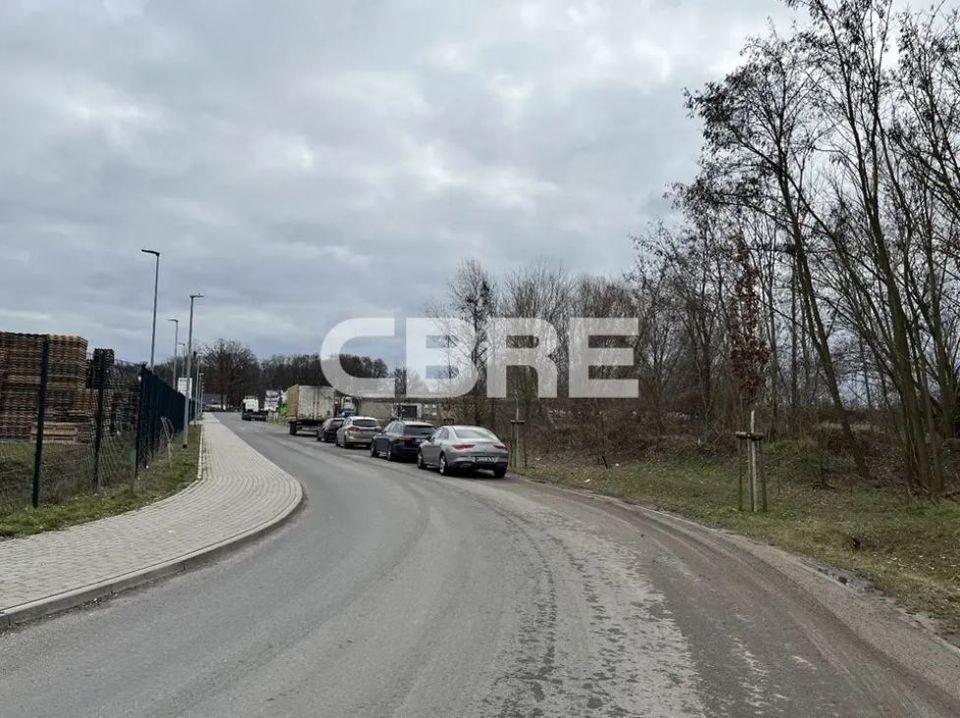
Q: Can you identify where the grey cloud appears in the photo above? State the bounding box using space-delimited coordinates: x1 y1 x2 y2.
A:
0 0 789 361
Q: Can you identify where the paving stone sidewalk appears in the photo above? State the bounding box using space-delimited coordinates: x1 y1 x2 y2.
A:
0 415 302 626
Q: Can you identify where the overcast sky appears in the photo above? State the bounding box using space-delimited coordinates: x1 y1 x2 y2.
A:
0 0 790 364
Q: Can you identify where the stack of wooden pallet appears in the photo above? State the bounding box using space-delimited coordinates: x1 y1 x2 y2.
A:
0 333 95 442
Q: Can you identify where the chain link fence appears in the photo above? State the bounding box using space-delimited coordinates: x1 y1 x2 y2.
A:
0 333 197 517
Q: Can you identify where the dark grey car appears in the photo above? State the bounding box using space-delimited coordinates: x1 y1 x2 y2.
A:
370 421 435 461
416 425 509 477
317 417 344 443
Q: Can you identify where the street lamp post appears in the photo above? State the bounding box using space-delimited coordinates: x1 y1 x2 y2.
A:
168 318 180 389
193 352 201 423
141 249 160 370
177 342 187 392
182 293 203 447
196 370 204 423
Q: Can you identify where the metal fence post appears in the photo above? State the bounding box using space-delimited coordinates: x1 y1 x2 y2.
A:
149 373 157 464
93 354 107 490
31 337 51 508
146 370 156 469
134 366 146 483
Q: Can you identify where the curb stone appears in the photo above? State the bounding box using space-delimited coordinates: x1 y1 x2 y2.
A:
0 421 304 630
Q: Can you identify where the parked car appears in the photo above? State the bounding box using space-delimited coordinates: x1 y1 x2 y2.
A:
370 421 435 461
335 416 381 448
317 417 345 443
417 425 509 477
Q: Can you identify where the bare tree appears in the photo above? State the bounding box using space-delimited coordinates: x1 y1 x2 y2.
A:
201 339 260 407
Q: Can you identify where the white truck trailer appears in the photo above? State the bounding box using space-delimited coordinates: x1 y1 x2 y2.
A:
287 385 336 435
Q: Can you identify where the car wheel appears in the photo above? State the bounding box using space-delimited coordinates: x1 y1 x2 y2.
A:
439 453 451 476
370 441 378 457
417 451 427 470
493 468 507 478
386 444 395 461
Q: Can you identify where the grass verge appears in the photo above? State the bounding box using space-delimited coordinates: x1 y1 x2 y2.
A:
522 446 960 643
0 426 201 538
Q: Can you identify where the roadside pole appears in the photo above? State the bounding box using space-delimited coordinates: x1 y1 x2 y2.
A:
141 249 160 371
92 351 107 490
168 318 180 389
194 358 201 424
736 410 767 513
182 294 202 447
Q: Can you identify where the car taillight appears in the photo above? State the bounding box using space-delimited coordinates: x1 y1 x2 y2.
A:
452 443 475 450
494 444 507 451
348 426 362 432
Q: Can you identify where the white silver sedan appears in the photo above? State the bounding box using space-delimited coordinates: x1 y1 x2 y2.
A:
416 425 509 477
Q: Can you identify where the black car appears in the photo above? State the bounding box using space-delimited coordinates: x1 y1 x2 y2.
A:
317 417 345 443
370 421 435 461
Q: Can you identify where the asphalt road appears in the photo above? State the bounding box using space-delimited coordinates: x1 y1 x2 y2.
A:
1 414 958 717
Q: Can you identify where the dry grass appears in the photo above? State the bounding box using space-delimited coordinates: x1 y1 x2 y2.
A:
0 427 201 537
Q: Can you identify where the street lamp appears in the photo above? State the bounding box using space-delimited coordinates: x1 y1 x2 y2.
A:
141 249 160 371
182 293 203 448
168 318 180 389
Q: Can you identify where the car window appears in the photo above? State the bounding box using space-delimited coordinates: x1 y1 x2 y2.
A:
354 418 379 428
403 424 434 436
453 427 498 440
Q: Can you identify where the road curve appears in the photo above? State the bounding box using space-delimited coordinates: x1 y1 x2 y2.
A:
0 414 957 717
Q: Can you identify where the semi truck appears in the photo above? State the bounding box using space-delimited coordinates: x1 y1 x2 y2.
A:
263 389 282 414
241 396 268 421
287 385 336 435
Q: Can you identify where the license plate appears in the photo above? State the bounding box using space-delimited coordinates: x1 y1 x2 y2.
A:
476 456 497 463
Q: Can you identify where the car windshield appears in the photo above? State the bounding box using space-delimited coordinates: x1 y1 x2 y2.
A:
453 428 498 440
353 419 379 428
